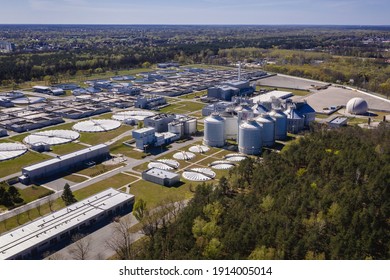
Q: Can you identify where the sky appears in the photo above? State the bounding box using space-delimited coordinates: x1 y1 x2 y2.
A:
0 0 389 25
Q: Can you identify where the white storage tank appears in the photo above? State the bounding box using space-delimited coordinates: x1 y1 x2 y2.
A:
221 111 238 140
256 113 275 147
235 103 254 123
270 109 287 140
203 113 225 147
184 118 197 135
238 119 262 155
252 103 269 116
284 107 305 134
168 121 184 137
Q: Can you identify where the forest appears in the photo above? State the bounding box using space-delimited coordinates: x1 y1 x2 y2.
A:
133 124 390 260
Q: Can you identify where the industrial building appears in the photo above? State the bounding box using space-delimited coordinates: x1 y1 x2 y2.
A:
33 86 65 96
0 188 135 260
132 127 157 150
207 80 255 101
0 108 64 133
19 144 109 184
328 117 348 128
135 95 167 109
144 113 175 132
142 167 180 186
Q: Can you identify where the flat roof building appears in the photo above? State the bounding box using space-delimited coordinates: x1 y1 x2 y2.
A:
19 144 109 184
142 167 180 187
0 188 135 260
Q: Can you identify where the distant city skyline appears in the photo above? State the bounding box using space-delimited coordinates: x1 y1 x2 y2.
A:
0 0 389 25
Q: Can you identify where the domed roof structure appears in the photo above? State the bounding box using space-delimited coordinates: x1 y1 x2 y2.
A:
346 97 368 115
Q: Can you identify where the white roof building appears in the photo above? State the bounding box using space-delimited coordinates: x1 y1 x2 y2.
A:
0 188 134 260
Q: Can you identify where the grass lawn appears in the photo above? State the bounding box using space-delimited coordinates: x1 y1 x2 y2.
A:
76 163 124 177
79 125 131 145
63 174 88 183
50 142 86 155
73 173 135 201
159 101 204 114
91 112 114 120
19 185 53 203
257 85 310 96
130 179 194 209
178 90 207 100
0 152 52 178
0 197 66 234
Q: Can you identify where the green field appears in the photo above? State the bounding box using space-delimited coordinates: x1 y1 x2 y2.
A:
73 173 136 200
159 101 204 114
178 90 207 100
0 152 52 179
78 125 131 145
76 163 124 177
130 180 193 209
63 174 88 183
50 142 87 155
257 85 310 96
19 185 53 203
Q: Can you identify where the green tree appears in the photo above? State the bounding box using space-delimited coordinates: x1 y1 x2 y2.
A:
61 183 77 206
133 199 147 222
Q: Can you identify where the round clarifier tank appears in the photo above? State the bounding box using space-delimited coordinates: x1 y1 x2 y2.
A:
269 109 287 140
203 113 225 147
256 113 275 147
238 119 262 155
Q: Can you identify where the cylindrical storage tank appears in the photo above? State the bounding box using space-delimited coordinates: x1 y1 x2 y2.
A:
184 118 197 135
270 109 287 140
237 104 254 123
203 113 225 147
168 122 184 137
252 103 269 116
256 113 275 147
221 112 238 140
284 107 304 134
238 119 262 155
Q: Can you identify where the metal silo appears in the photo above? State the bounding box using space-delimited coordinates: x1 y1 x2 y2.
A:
203 113 225 147
284 106 304 134
252 103 269 116
256 113 275 147
235 103 254 123
270 109 287 140
183 118 197 135
221 111 238 140
238 119 262 155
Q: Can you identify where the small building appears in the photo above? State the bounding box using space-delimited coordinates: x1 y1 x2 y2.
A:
142 167 180 186
0 188 134 260
19 144 109 184
132 127 156 150
33 86 65 96
135 95 166 109
328 117 348 128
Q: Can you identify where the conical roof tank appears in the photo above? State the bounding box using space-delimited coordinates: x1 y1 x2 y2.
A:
256 113 275 147
270 109 287 140
203 113 225 147
238 119 262 155
252 103 269 116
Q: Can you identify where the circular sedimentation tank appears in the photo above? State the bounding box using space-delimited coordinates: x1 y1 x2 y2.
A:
225 153 248 162
24 130 80 146
173 151 196 160
0 143 28 161
182 168 216 181
189 145 210 153
147 159 180 170
72 119 121 132
210 160 235 170
112 110 155 121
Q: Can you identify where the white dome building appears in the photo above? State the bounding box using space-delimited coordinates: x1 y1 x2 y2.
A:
346 97 368 115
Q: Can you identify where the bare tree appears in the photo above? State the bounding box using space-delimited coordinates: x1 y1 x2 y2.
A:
106 216 135 260
36 202 42 216
47 195 54 212
68 234 92 260
15 208 23 225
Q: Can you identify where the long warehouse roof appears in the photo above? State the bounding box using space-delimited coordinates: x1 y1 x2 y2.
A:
0 188 134 260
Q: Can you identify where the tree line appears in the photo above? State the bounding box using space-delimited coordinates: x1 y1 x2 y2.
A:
133 124 390 260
